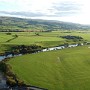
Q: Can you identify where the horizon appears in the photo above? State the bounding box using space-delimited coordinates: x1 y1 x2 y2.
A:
0 0 90 25
1 15 90 26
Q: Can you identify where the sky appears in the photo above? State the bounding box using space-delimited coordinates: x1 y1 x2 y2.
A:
0 0 90 24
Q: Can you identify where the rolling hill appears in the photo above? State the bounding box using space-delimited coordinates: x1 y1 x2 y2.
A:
0 16 90 32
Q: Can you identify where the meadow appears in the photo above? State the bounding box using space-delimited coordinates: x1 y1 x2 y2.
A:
0 30 90 47
7 45 90 90
0 30 90 53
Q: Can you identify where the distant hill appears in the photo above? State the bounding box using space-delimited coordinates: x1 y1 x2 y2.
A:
0 16 90 32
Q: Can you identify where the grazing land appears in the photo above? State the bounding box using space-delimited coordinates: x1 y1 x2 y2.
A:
0 30 90 53
0 31 90 46
7 45 90 90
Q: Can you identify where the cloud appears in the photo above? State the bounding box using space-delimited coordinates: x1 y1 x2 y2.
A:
50 1 82 17
0 0 90 24
0 11 45 17
0 0 86 12
53 2 81 11
0 0 82 17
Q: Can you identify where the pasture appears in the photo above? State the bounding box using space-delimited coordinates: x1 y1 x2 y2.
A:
0 31 90 47
7 45 90 90
0 30 90 53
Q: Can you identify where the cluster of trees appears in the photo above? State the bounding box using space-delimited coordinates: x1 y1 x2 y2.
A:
6 32 12 35
4 45 42 56
0 29 23 32
60 35 83 42
61 35 83 39
0 61 25 87
0 61 7 72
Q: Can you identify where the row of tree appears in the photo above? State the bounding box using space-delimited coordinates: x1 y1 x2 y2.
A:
60 35 83 42
4 45 43 57
61 35 83 40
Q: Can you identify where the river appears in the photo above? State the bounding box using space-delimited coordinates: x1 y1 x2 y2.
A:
0 54 22 61
41 43 82 52
0 43 84 61
0 72 7 88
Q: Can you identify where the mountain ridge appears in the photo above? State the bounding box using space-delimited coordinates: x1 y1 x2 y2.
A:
0 16 90 31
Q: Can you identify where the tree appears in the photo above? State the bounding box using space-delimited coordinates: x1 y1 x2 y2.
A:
35 33 40 36
64 43 69 48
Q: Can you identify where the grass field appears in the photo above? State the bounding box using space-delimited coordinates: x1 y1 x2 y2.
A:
0 33 13 43
8 36 64 45
0 30 90 52
7 45 90 90
0 32 65 47
0 31 90 47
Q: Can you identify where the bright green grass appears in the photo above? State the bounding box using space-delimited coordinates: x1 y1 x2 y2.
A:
8 45 90 90
1 31 90 50
4 31 90 47
0 33 13 53
8 36 64 46
0 33 13 43
8 31 90 41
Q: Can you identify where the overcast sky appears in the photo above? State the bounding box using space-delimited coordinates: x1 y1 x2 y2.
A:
0 0 90 24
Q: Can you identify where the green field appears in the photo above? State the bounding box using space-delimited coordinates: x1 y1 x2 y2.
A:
7 45 90 90
0 31 90 53
0 32 64 46
0 31 90 47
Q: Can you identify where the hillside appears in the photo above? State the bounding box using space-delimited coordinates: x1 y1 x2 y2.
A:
0 16 90 32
